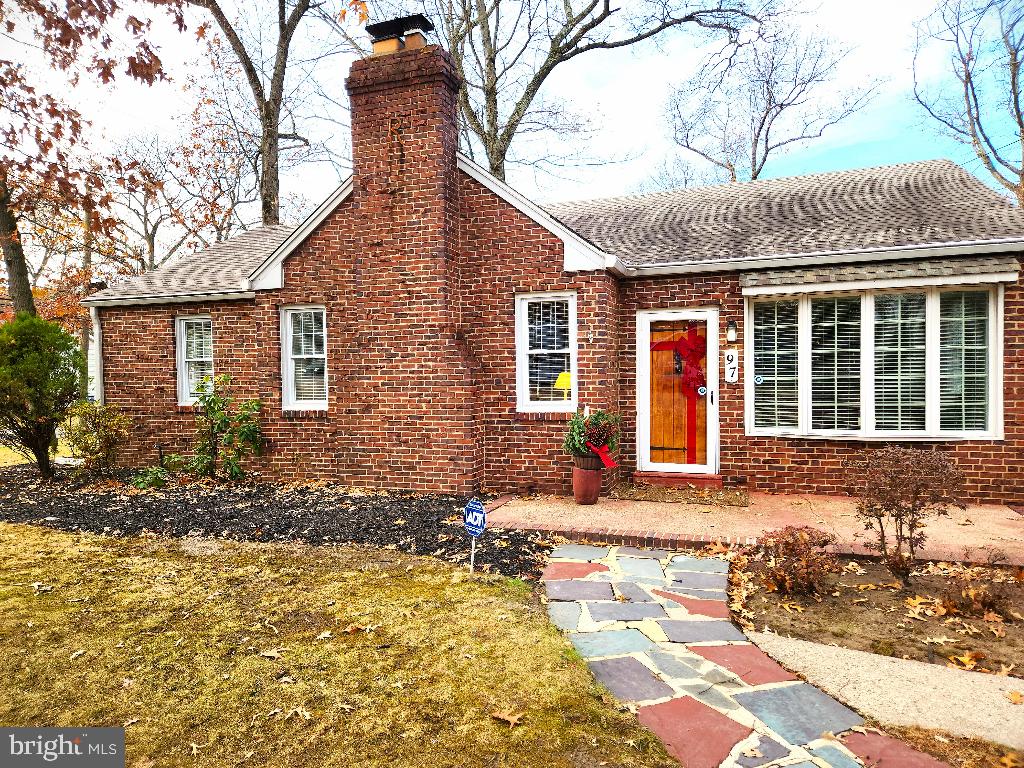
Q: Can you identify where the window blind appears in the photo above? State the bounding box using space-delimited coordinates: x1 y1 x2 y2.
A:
182 319 213 399
874 293 927 431
811 297 861 430
289 309 326 402
940 291 989 430
752 300 799 429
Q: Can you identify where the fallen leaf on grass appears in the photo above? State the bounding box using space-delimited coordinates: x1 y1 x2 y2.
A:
285 707 312 721
923 636 958 645
491 709 524 729
259 648 288 660
1007 691 1024 705
70 650 85 661
343 624 378 634
123 718 139 728
781 602 805 614
315 631 332 641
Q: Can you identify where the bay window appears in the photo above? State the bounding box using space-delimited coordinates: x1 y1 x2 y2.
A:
747 286 1001 439
515 292 577 412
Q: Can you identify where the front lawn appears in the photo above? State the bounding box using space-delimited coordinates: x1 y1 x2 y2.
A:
0 523 671 768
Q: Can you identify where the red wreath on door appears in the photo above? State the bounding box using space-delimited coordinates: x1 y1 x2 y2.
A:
651 333 706 398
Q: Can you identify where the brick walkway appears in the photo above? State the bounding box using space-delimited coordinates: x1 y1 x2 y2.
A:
494 493 1024 565
545 544 949 768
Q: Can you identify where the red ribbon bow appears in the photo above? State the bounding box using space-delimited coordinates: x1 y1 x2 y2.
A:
586 442 618 468
651 334 707 397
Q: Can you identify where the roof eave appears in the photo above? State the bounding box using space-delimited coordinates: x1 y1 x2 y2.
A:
83 289 257 308
619 237 1024 277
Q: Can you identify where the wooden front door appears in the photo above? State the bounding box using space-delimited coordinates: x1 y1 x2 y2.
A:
637 310 718 473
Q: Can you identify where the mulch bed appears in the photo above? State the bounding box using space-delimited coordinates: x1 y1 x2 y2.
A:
609 481 748 507
732 553 1024 679
0 466 550 578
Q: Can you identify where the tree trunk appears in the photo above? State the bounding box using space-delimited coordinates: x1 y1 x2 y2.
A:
32 442 53 480
260 109 281 225
0 175 36 315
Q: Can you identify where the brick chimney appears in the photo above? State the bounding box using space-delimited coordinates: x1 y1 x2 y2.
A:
343 17 481 493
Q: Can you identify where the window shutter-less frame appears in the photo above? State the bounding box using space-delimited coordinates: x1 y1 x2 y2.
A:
177 317 214 405
515 293 578 412
747 286 998 439
282 307 327 410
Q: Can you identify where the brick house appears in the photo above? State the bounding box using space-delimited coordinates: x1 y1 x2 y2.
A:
85 17 1024 504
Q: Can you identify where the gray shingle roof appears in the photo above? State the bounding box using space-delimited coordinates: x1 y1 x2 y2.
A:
545 160 1024 269
84 225 296 304
740 254 1020 288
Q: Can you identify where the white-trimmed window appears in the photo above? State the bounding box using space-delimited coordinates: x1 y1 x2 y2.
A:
176 316 214 405
282 307 327 410
515 292 578 412
747 286 1002 439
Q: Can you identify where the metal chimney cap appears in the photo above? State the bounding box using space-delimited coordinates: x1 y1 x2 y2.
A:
365 14 434 42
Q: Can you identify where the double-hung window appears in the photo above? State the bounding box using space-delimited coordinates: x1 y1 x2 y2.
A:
282 307 327 410
515 292 578 412
748 286 1000 439
176 316 214 405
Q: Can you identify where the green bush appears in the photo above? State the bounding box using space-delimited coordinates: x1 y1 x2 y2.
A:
187 374 263 480
562 409 620 458
0 314 84 478
61 401 132 476
131 466 170 490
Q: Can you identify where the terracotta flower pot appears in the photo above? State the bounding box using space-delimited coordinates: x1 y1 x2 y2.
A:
573 466 602 505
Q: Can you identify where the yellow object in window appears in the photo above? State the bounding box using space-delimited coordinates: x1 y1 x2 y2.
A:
553 371 572 399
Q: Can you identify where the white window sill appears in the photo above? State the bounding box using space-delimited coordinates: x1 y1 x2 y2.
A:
283 403 328 412
516 403 577 414
746 429 1003 442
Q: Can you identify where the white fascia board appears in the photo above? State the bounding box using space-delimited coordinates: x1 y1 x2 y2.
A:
82 290 256 307
742 270 1020 296
455 154 623 274
623 238 1024 278
247 177 355 290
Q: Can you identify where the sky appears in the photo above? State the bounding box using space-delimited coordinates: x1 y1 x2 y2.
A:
10 0 1010 218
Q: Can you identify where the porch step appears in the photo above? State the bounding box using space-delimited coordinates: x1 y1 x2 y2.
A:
633 472 724 490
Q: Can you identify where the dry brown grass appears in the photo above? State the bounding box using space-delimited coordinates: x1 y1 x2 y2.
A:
875 722 1022 768
0 523 673 768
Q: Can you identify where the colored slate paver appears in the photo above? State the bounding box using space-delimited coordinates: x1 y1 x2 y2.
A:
618 557 665 579
677 681 741 711
638 696 752 768
569 629 655 658
617 546 671 559
645 648 703 681
541 561 610 580
550 544 610 561
691 644 800 686
809 743 863 768
659 619 747 643
547 602 581 631
653 590 731 618
733 683 863 745
670 571 729 590
587 601 667 622
735 736 790 767
670 556 730 573
546 579 614 602
614 581 656 602
843 731 950 767
588 656 674 702
662 586 728 600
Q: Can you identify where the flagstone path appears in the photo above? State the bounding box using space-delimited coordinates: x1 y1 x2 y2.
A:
544 544 950 768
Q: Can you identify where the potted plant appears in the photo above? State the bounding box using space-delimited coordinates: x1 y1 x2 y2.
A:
563 408 620 505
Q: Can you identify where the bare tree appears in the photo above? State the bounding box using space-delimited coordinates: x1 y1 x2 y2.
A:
665 25 876 183
372 0 774 182
914 0 1024 205
185 0 365 224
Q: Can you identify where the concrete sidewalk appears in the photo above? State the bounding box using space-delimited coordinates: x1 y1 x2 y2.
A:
488 492 1024 565
750 631 1024 750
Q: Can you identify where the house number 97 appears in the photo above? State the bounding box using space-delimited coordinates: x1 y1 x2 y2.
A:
723 348 739 384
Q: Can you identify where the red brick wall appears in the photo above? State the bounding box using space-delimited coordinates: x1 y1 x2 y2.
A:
618 273 1024 505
